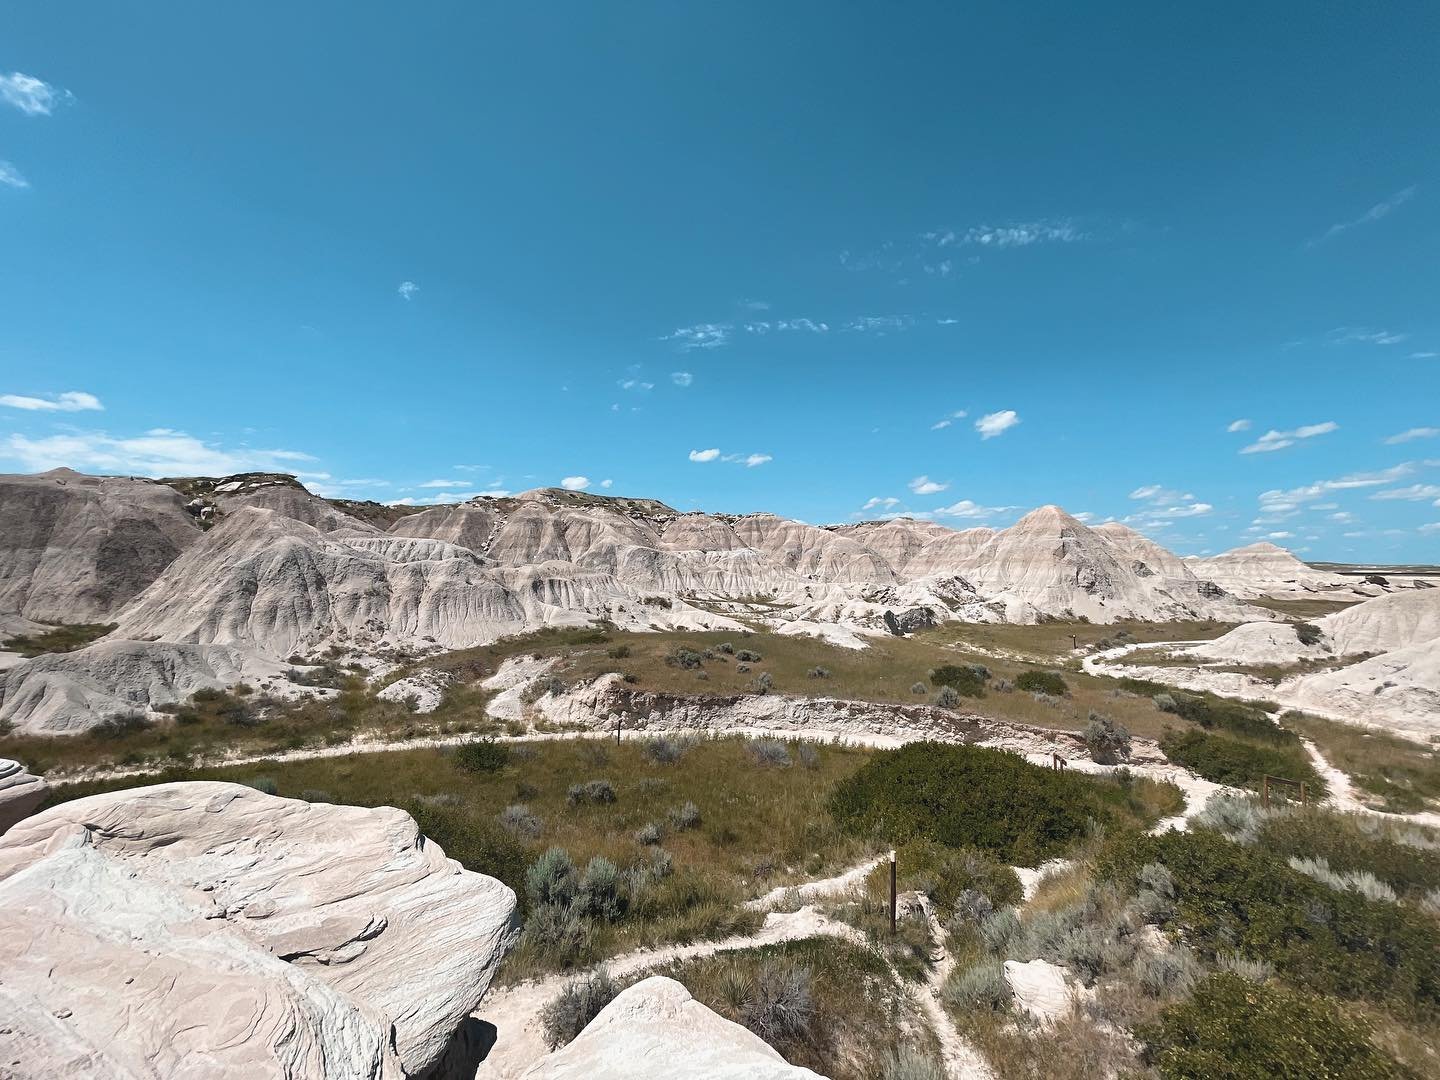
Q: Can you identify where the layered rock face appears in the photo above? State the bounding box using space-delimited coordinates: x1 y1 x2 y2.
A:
1188 541 1350 599
0 782 519 1079
0 758 47 833
518 976 823 1079
0 468 200 621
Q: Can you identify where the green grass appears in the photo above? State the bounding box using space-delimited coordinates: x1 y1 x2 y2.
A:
1282 711 1440 814
1247 596 1364 620
1159 729 1324 795
2 621 116 657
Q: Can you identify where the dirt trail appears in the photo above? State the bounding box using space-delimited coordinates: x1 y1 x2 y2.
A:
1301 738 1440 830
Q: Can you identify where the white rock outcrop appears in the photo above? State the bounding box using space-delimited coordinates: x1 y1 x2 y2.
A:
1003 958 1074 1025
0 758 47 833
518 976 824 1080
0 782 519 1078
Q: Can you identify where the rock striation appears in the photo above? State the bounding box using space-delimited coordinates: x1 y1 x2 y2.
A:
518 976 823 1079
0 758 47 833
0 782 519 1078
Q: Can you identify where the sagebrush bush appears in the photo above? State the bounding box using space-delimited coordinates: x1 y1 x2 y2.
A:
1138 972 1409 1080
910 681 928 695
1015 670 1067 696
932 685 961 709
499 803 544 839
541 968 618 1049
878 1047 946 1080
747 738 791 767
242 775 278 795
1131 861 1177 923
979 908 1022 954
943 960 1012 1012
716 642 735 654
1084 712 1132 765
93 711 152 739
807 666 831 679
635 822 663 846
1215 952 1273 983
796 744 820 769
566 779 617 806
643 736 687 764
668 800 702 830
1287 855 1398 903
577 856 624 920
665 647 705 669
1136 946 1200 998
742 961 814 1044
606 644 631 659
527 847 578 908
735 648 763 663
752 671 774 694
1194 792 1272 844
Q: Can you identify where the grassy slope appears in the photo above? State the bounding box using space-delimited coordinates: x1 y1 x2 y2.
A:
2 621 116 657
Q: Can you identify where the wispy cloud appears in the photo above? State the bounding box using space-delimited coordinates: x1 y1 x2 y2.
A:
418 478 472 488
739 298 770 312
397 281 419 300
1227 418 1252 433
1329 327 1408 346
932 499 1017 519
688 448 720 463
862 496 901 512
618 378 654 391
2 429 315 477
1370 483 1440 503
670 371 693 387
1258 463 1415 515
1126 483 1211 524
600 478 613 489
1411 351 1438 360
560 475 590 491
1240 420 1338 454
0 161 29 189
688 446 769 467
388 489 510 506
0 72 72 116
1 390 103 412
1384 427 1439 445
909 475 948 495
975 410 1020 440
926 220 1084 249
663 323 730 350
930 409 967 430
734 453 771 467
1307 185 1418 247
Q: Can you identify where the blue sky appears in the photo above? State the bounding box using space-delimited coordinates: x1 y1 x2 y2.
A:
2 2 1437 561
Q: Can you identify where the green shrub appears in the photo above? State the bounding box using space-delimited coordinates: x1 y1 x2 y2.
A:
635 822 663 846
541 968 618 1049
741 961 813 1045
829 742 1128 865
890 838 1022 920
878 1047 946 1080
1138 972 1414 1079
453 739 510 773
566 779 617 805
499 804 544 839
406 799 528 900
1160 729 1322 794
669 801 702 830
527 846 580 908
746 739 791 767
1155 693 1296 745
716 642 735 655
735 649 763 663
241 775 278 795
807 666 831 679
1015 670 1067 696
1098 828 1440 1012
1258 808 1440 900
665 648 705 669
932 685 961 709
577 856 624 920
92 711 152 738
606 644 631 659
910 681 927 695
1293 622 1324 647
942 960 1012 1011
928 664 987 697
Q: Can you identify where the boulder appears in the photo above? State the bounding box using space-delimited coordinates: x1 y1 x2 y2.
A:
1003 958 1073 1024
518 976 824 1079
0 782 519 1078
0 758 47 833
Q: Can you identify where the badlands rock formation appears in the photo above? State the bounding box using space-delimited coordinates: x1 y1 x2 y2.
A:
0 468 200 621
0 470 1300 734
0 782 518 1078
0 758 47 833
1187 542 1351 599
0 639 285 736
518 976 823 1080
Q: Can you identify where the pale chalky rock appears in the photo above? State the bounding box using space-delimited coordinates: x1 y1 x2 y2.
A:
1003 958 1074 1025
0 782 519 1079
0 758 47 833
518 976 825 1080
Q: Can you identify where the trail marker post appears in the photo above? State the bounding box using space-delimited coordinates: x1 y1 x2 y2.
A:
889 850 897 936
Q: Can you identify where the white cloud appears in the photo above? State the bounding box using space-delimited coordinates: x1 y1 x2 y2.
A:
931 409 967 430
1411 351 1438 360
933 499 1016 519
1420 522 1440 535
928 220 1083 249
843 315 913 333
618 378 654 391
862 496 901 512
1258 464 1415 514
1129 485 1167 501
1308 185 1418 247
740 298 770 311
0 72 71 116
742 453 771 468
663 323 730 350
397 281 419 300
600 478 613 489
1241 420 1338 454
975 410 1020 440
1329 511 1356 523
2 429 315 477
909 475 948 495
1330 327 1408 346
689 448 720 463
1 390 103 412
670 371 693 387
417 478 470 488
387 489 509 507
1370 483 1440 502
0 161 29 189
560 475 590 491
1266 531 1295 539
1227 418 1252 432
1385 427 1439 445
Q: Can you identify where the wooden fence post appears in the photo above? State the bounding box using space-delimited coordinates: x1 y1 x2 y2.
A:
889 850 897 936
